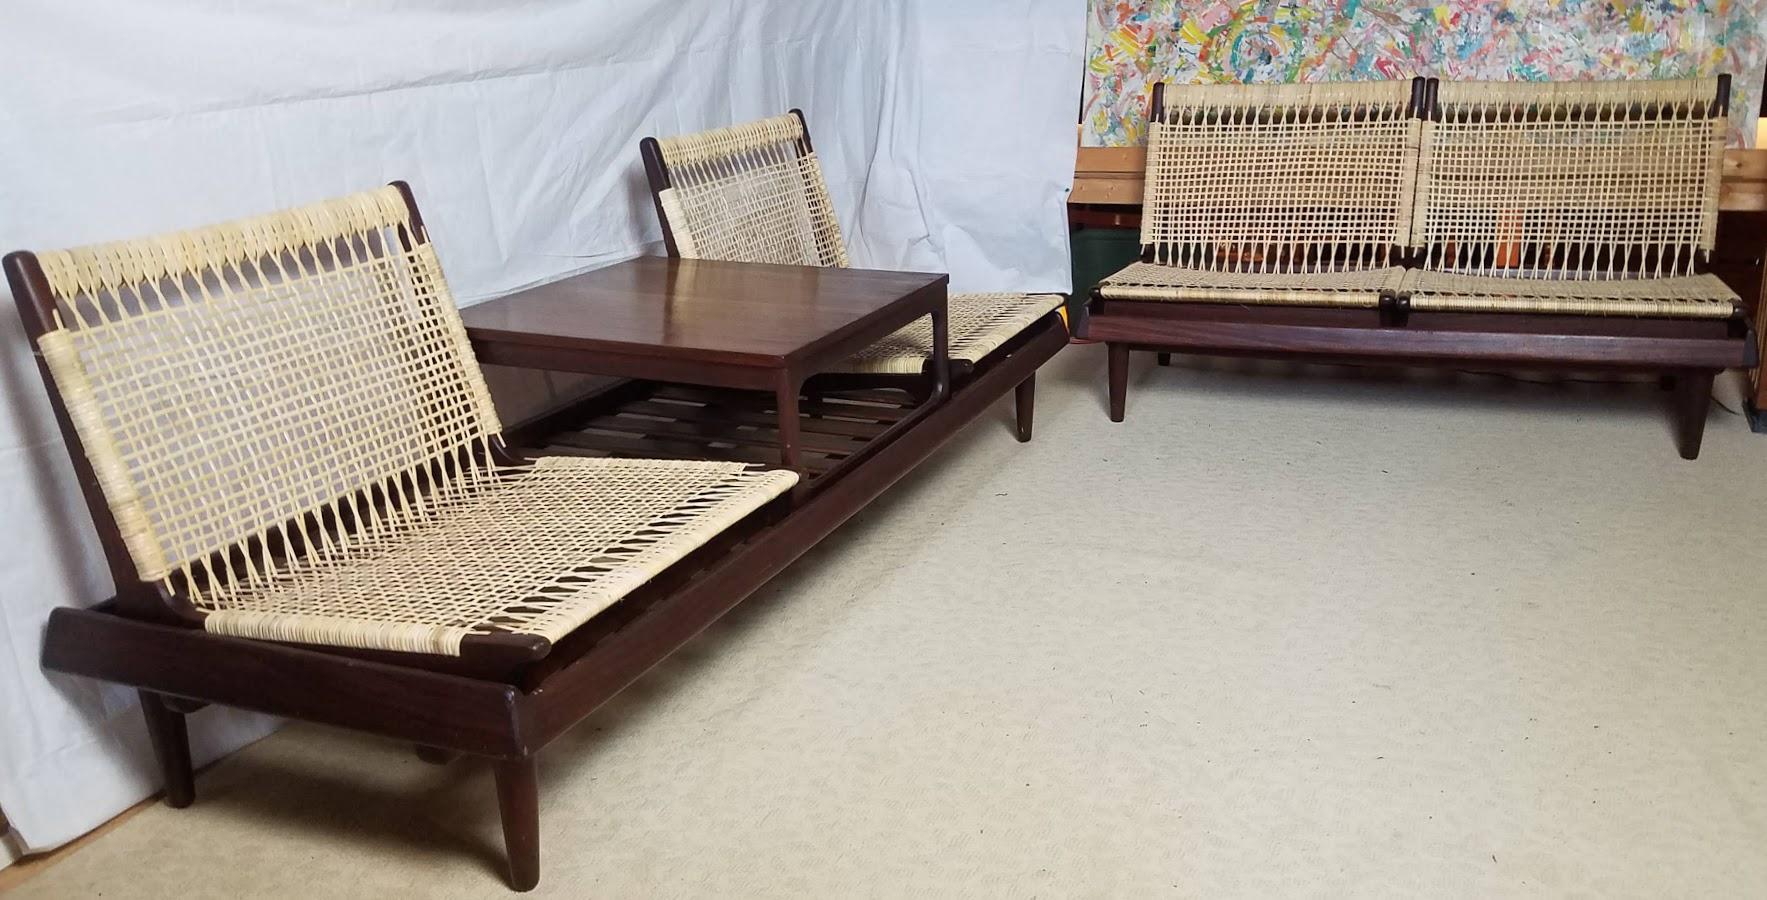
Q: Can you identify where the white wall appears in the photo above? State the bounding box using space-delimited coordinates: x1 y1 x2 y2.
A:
0 0 1085 855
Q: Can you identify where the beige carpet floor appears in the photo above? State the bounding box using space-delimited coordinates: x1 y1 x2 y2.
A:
17 344 1767 898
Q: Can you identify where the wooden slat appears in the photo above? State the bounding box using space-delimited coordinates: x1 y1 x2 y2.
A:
585 412 863 456
621 399 892 440
550 429 836 472
647 384 916 423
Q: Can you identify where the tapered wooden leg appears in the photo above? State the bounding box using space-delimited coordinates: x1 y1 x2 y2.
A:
1156 352 1171 367
415 745 457 765
139 691 194 809
774 374 802 477
495 756 540 891
1672 370 1715 460
1014 373 1035 442
1107 343 1129 423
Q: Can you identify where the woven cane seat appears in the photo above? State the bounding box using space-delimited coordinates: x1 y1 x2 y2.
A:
831 292 1064 374
194 457 794 654
1400 270 1739 319
1097 261 1404 308
652 114 1063 373
30 186 796 656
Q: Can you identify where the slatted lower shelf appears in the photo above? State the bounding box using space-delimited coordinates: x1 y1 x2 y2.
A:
526 382 925 482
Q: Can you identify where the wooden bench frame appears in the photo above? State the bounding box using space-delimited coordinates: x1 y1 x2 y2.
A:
11 184 1068 891
1080 78 1760 459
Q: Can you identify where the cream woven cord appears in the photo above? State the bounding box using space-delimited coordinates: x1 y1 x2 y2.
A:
1103 80 1416 307
1409 78 1736 318
1098 262 1403 307
1140 81 1419 272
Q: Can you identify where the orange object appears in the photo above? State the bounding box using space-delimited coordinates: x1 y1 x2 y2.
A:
1493 211 1523 268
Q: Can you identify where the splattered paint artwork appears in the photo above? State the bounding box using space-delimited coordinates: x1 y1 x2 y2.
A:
1082 0 1767 146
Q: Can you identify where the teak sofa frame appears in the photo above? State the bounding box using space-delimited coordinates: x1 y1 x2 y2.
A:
1084 78 1759 459
10 183 1067 891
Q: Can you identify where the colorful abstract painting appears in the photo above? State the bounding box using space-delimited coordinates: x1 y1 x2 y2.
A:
1082 0 1767 146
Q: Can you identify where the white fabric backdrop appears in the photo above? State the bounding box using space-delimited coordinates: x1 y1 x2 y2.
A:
0 0 1083 855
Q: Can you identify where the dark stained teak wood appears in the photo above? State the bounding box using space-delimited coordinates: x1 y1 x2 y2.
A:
138 691 195 808
461 256 947 376
462 255 951 484
1673 369 1718 458
1107 343 1129 423
1014 373 1035 442
495 756 540 891
1085 299 1756 458
525 381 928 486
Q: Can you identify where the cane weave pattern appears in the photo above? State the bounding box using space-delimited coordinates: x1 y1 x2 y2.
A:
1409 78 1736 318
33 186 796 654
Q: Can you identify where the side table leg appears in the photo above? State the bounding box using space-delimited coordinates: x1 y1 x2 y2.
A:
929 303 950 401
775 373 803 476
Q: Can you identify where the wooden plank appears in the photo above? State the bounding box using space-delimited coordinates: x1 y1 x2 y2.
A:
1085 307 1754 370
585 412 864 456
549 429 807 470
40 607 530 758
648 384 915 423
621 400 893 440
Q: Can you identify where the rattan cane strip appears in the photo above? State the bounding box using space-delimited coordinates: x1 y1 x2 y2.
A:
1416 78 1726 279
1141 80 1419 270
200 457 795 654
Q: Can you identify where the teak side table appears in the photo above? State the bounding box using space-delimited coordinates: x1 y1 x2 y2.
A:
462 256 950 485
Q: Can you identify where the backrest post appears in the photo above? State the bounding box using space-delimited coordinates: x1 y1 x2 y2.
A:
637 137 682 258
788 108 815 153
4 251 184 622
390 180 431 246
1140 83 1166 263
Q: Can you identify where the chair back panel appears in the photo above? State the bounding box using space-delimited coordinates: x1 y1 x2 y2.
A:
1141 80 1420 272
654 114 849 268
28 186 502 598
1416 78 1727 279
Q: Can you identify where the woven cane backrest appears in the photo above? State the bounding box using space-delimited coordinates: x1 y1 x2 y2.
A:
654 114 849 267
31 186 502 603
1141 80 1420 272
1416 79 1727 279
